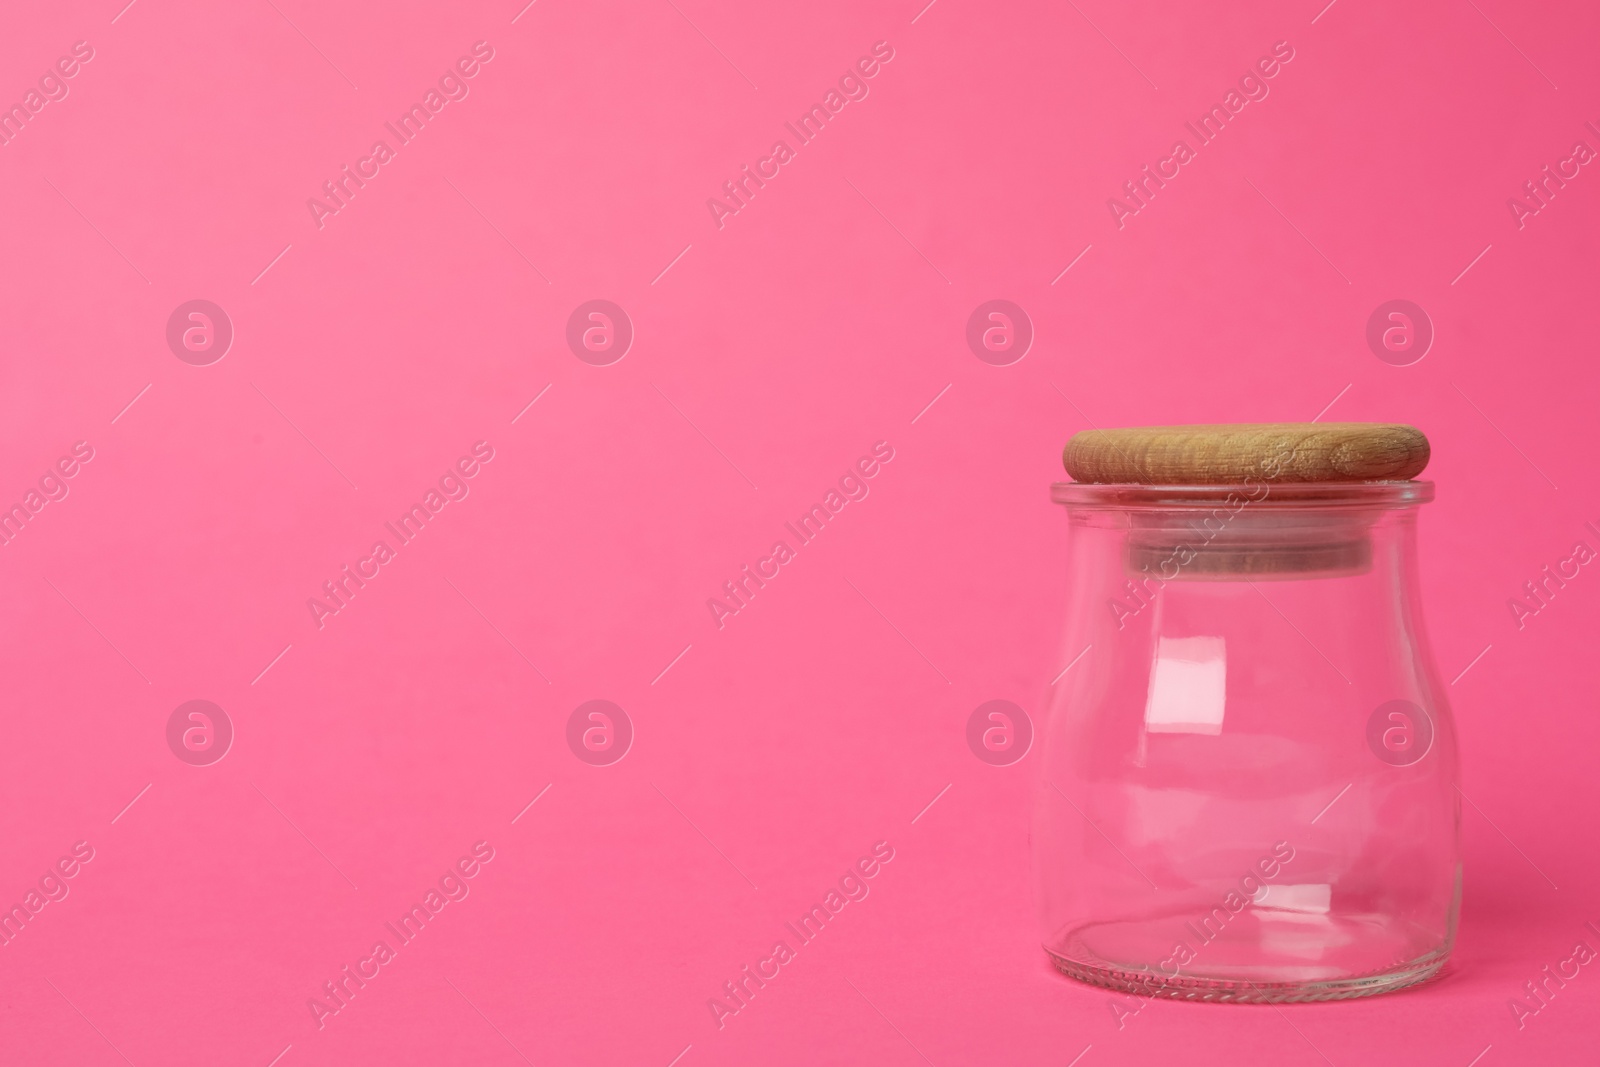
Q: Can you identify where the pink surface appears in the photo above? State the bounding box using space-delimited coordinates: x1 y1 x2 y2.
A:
1 1 1596 1064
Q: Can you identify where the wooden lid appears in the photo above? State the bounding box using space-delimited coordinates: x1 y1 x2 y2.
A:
1063 423 1429 485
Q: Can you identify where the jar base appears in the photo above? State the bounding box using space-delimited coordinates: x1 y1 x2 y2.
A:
1047 950 1447 1002
1045 917 1452 1003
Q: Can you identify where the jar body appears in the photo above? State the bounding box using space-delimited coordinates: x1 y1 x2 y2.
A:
1035 483 1459 1002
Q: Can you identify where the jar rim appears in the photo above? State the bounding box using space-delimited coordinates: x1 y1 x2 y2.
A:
1050 480 1434 509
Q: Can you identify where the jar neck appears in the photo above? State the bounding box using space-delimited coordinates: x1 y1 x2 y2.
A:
1054 481 1430 583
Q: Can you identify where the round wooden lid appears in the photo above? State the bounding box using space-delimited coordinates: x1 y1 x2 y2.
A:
1063 423 1429 485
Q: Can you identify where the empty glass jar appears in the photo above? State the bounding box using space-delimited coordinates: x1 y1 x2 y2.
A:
1036 478 1459 1001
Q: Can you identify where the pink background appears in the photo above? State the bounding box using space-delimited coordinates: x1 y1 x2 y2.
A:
1 0 1597 1063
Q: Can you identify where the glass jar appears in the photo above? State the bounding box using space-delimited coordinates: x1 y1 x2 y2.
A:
1035 480 1459 1002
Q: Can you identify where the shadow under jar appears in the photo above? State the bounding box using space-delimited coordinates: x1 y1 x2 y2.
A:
1036 425 1460 1003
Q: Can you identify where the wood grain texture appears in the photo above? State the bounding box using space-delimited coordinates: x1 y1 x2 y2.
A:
1064 423 1429 484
